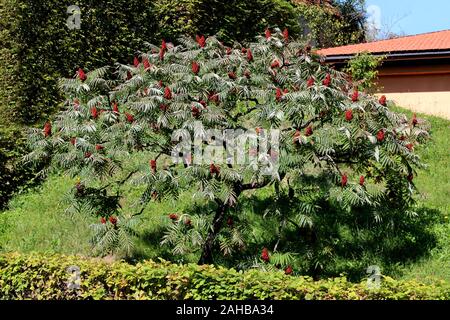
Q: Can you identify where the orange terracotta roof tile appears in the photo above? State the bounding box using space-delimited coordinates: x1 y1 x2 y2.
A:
318 30 450 56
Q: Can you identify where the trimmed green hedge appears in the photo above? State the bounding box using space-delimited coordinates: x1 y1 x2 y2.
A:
0 0 160 125
0 125 42 209
0 253 448 300
153 0 299 44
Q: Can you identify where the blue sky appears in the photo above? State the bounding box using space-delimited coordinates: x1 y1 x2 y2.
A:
366 0 450 36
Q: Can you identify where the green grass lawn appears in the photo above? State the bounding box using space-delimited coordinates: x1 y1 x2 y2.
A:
390 107 450 283
0 106 448 282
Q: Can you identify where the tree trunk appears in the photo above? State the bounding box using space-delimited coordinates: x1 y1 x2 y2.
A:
198 182 248 265
198 202 228 265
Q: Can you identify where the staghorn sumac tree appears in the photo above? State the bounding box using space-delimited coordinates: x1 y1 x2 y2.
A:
26 29 429 270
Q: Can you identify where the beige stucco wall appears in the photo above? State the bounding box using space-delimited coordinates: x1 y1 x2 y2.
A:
376 91 450 119
375 64 450 119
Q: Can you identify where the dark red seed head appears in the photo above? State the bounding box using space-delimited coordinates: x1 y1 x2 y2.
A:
359 175 365 186
379 95 387 106
351 90 359 102
208 92 219 103
210 163 220 176
285 265 293 275
143 58 151 70
169 213 178 221
109 216 117 225
271 60 280 69
196 35 206 48
90 107 98 119
276 88 283 102
113 103 119 113
345 109 353 121
305 126 313 137
100 217 106 224
341 174 348 187
283 28 289 42
247 49 253 62
228 71 237 80
377 129 385 142
95 144 103 151
323 73 332 87
125 113 134 123
133 57 140 67
261 247 270 262
192 61 200 75
307 77 315 88
164 87 172 100
43 122 52 137
265 28 271 40
77 68 87 81
150 159 157 173
191 106 200 118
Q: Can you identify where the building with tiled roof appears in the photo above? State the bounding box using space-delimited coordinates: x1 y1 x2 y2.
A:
318 30 450 119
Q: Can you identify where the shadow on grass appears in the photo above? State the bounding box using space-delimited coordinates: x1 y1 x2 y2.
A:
129 225 174 263
129 201 217 264
125 186 440 282
215 191 441 281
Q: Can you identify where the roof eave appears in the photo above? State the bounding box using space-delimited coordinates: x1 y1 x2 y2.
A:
322 49 450 63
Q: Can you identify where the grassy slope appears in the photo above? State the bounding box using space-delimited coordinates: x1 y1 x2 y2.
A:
391 107 450 282
0 175 93 254
0 107 448 281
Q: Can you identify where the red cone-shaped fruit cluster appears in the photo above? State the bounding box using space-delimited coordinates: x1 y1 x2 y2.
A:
261 248 270 262
341 174 348 187
43 122 52 137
